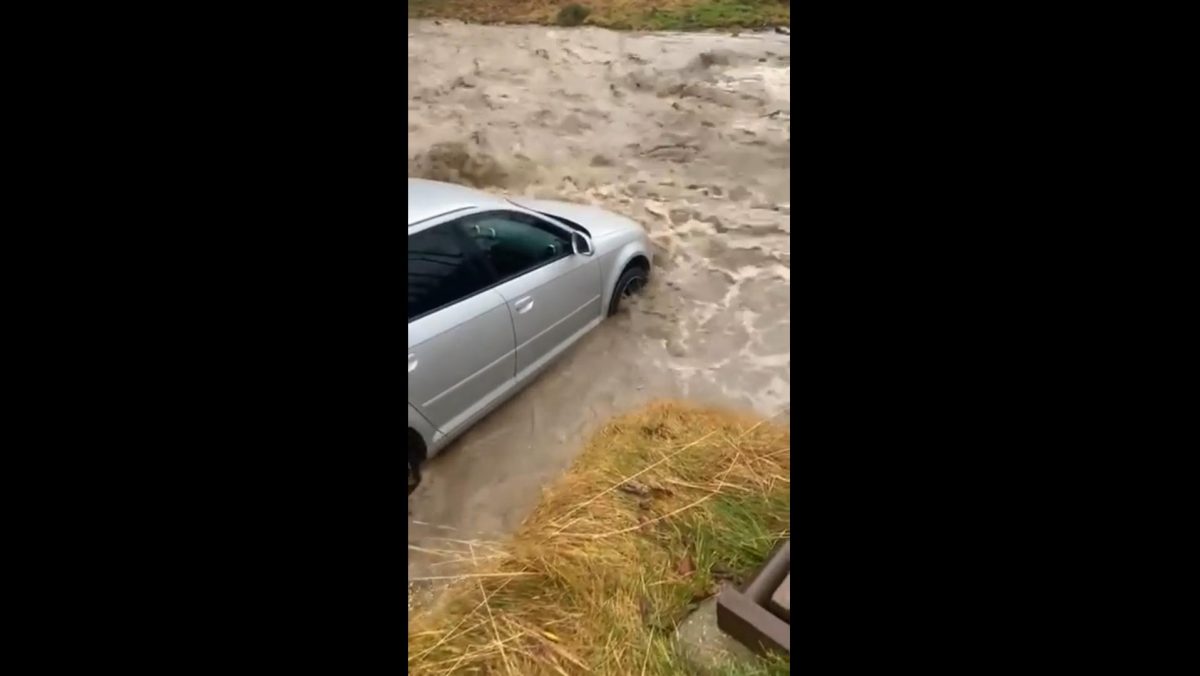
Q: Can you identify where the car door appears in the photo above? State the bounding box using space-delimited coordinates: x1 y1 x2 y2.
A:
408 219 516 439
459 210 602 378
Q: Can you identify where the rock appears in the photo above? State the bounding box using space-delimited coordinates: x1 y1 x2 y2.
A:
775 26 790 35
770 574 791 620
729 186 752 202
675 597 758 675
590 154 615 167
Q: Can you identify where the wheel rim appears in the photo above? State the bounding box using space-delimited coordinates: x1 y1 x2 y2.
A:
622 275 645 298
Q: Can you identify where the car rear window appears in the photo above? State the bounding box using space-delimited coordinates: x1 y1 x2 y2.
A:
408 223 492 321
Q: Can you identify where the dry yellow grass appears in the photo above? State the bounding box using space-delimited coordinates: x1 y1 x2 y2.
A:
408 0 790 30
408 401 791 675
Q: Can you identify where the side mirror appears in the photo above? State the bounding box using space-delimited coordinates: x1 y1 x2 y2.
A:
571 232 595 257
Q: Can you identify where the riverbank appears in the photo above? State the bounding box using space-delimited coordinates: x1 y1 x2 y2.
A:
408 0 789 31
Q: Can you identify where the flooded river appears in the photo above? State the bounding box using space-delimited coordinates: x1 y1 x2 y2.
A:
408 20 790 575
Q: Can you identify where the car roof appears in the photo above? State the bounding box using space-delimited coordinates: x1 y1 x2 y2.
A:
408 178 508 226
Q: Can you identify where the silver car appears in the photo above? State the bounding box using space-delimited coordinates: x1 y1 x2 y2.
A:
407 178 653 491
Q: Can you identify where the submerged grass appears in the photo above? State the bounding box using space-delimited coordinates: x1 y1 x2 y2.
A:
408 401 790 675
407 0 790 31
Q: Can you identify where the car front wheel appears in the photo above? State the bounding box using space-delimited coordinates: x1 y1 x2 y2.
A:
607 264 648 316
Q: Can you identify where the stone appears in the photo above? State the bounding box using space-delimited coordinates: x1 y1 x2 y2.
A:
770 574 790 621
675 597 757 675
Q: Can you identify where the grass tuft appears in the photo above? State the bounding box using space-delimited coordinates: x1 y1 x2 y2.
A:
408 401 790 675
556 3 592 26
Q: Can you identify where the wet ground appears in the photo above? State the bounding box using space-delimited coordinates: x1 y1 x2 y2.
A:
408 21 790 580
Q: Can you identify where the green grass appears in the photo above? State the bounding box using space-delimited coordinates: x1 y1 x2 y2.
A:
408 401 791 675
407 0 790 31
639 0 789 30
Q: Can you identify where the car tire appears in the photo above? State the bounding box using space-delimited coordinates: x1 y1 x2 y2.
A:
408 450 421 496
608 264 648 316
408 432 424 496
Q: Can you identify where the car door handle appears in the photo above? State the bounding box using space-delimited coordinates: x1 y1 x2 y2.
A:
514 296 534 314
408 353 418 373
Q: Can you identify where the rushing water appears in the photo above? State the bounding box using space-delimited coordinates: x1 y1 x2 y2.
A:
408 20 790 580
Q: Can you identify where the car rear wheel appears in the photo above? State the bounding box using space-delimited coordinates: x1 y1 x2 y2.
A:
408 451 421 495
408 430 424 496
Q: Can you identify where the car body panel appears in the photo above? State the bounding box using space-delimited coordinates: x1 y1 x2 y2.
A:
408 289 516 440
492 253 602 375
513 198 653 312
408 403 438 453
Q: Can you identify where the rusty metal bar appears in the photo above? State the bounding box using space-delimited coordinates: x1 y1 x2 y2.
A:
743 539 790 606
715 537 791 656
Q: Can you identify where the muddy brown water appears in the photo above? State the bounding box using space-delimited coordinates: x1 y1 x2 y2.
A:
407 21 790 587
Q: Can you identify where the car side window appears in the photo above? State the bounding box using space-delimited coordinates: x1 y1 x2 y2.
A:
408 222 493 321
460 211 571 281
